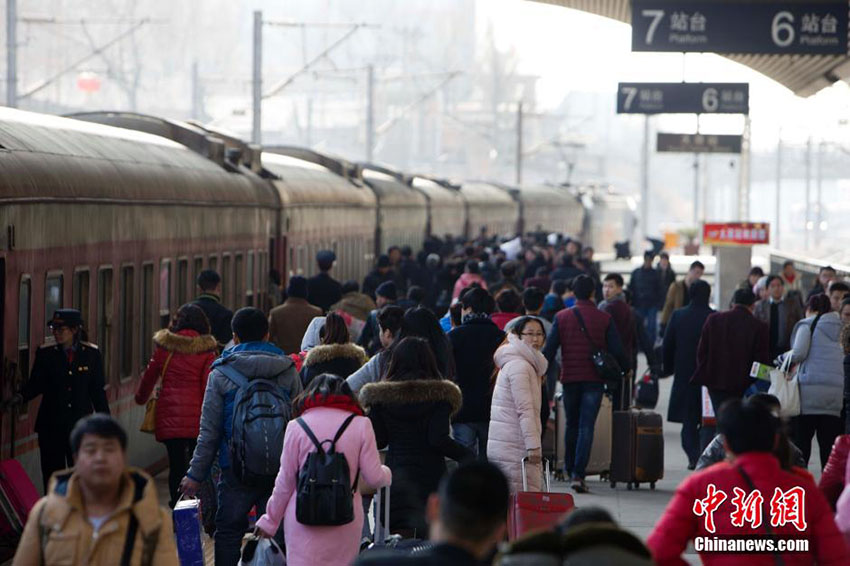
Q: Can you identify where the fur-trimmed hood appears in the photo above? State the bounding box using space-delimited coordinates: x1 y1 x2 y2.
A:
359 379 463 417
153 328 217 354
304 343 368 367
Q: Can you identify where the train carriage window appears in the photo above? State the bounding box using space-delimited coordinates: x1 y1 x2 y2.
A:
208 255 218 273
192 257 203 294
246 251 255 307
97 268 113 381
177 259 188 308
221 254 231 310
44 273 63 338
18 276 31 397
159 260 171 329
72 269 90 325
119 266 135 380
141 264 153 367
234 253 244 309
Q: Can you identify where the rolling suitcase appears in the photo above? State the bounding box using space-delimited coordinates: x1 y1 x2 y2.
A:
609 375 664 491
584 394 612 478
364 486 431 555
0 459 40 541
508 459 575 540
546 393 567 480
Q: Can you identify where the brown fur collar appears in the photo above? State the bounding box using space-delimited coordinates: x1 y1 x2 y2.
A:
359 379 463 417
153 329 217 354
304 343 368 366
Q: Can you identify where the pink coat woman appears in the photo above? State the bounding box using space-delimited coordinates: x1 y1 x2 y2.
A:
256 396 391 566
487 330 548 493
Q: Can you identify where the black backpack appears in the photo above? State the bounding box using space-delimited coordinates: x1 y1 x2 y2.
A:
218 364 292 489
295 414 360 526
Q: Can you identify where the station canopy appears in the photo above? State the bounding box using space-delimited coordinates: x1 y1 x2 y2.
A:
531 0 850 96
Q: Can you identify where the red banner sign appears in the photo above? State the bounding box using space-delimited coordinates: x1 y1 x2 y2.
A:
703 222 769 246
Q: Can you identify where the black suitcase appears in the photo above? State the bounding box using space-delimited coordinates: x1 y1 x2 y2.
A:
610 375 664 490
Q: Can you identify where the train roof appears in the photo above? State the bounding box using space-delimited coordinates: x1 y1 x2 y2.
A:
262 150 375 208
360 164 426 208
458 181 518 205
515 184 579 206
407 175 464 206
0 108 276 207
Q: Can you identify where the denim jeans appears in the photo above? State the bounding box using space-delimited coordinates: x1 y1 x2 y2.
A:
452 422 489 461
636 307 658 342
562 382 605 480
215 469 282 566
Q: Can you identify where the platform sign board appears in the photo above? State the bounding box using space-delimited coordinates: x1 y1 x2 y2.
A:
703 222 770 247
632 1 848 55
617 82 749 114
657 133 742 154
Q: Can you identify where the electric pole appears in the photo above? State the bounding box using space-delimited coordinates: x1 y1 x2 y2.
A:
366 65 374 162
6 0 17 108
640 115 649 242
516 100 523 185
252 10 262 144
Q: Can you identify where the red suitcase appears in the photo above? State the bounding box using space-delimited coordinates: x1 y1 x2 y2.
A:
0 459 40 543
508 458 575 540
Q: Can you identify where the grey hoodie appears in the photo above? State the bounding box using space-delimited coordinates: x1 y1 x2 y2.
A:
346 351 384 395
187 345 301 482
789 312 844 417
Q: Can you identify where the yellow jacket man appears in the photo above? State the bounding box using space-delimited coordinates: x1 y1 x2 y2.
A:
13 415 177 566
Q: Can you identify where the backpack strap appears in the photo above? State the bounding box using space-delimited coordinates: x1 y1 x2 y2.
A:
331 414 360 492
296 417 326 456
217 364 250 390
330 414 357 452
120 473 148 566
572 308 600 352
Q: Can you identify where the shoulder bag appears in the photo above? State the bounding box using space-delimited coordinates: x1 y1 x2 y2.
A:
140 351 174 434
572 309 623 386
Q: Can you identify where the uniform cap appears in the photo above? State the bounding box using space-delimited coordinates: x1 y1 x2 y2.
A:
49 309 83 328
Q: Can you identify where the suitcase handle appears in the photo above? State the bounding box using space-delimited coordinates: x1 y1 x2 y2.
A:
372 485 390 545
521 457 551 493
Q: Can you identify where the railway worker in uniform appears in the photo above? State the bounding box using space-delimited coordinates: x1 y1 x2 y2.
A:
307 249 343 313
9 309 110 492
192 269 234 348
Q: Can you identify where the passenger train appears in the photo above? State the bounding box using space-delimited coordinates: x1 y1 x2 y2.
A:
0 108 635 487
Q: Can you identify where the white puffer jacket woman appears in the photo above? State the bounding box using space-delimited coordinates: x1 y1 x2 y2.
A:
487 318 548 493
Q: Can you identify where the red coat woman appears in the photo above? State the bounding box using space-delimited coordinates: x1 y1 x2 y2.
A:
135 304 216 507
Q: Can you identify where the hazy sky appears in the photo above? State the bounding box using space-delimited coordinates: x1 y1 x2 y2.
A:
479 0 850 151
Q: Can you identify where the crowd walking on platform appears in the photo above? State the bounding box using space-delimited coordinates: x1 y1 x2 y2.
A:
8 231 850 566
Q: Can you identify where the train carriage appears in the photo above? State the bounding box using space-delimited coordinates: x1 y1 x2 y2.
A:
0 108 277 487
458 181 520 240
359 164 427 257
514 184 585 238
409 175 466 241
263 149 377 285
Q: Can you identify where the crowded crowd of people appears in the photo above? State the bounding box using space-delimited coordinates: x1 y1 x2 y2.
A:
9 231 850 565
